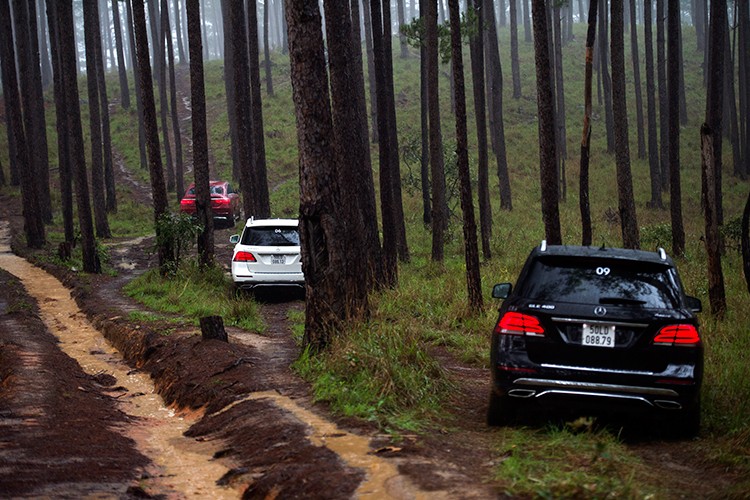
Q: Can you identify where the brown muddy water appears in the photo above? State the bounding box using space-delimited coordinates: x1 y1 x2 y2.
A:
0 222 433 499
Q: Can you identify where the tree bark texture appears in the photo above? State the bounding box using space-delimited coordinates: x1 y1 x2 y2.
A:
667 0 685 256
597 0 614 153
448 0 482 312
187 0 214 267
531 0 561 245
126 0 147 171
363 0 379 144
644 0 663 208
264 0 274 96
610 0 639 249
700 124 726 317
705 0 725 226
629 0 645 160
132 0 171 272
200 316 228 342
509 0 521 98
112 0 130 109
656 0 669 191
471 0 492 259
579 0 597 246
286 0 349 350
157 0 174 194
164 0 184 201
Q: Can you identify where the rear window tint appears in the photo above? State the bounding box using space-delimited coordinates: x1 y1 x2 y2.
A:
242 227 300 246
517 257 681 309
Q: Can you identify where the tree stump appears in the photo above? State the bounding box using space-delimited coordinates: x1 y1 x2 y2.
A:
200 316 228 342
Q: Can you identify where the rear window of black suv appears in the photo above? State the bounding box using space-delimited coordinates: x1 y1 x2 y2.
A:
515 257 682 309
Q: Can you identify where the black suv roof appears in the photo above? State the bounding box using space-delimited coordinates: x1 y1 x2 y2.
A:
530 242 674 266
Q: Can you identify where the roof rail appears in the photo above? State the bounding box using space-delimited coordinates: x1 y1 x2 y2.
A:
658 247 667 261
540 240 547 252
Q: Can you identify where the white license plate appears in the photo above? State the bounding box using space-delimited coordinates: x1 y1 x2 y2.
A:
582 323 615 348
271 255 286 265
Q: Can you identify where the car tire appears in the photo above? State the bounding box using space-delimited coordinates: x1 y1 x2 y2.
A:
487 390 518 427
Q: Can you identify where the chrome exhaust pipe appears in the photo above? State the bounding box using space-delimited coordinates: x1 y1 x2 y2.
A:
508 389 536 398
654 400 682 410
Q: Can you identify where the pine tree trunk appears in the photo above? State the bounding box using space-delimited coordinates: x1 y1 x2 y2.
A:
419 0 431 226
553 3 567 202
164 0 184 202
158 1 174 194
531 0 561 245
186 0 214 267
264 0 274 96
579 0 597 246
657 0 669 191
471 0 492 259
112 0 130 109
700 125 726 317
510 0 521 98
667 0 685 256
448 0 482 312
611 0 639 249
704 0 725 227
598 0 614 153
644 0 663 208
363 0 379 143
126 0 148 171
174 0 187 64
629 0 645 160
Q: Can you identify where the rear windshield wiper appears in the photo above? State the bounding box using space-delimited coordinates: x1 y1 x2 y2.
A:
599 297 647 306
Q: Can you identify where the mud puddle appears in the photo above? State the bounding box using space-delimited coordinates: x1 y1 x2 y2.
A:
0 223 239 498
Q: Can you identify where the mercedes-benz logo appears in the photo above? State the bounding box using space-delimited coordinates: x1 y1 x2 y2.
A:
594 306 607 316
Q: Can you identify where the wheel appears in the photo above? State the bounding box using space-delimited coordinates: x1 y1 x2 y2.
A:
487 390 518 427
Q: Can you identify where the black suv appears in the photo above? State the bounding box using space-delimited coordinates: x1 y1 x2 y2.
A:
488 242 703 436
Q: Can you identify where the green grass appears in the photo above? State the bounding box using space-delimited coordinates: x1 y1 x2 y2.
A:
123 261 264 332
2 17 749 496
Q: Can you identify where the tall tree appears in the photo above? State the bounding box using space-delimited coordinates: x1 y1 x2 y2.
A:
364 0 379 144
448 0 482 311
611 0 639 248
58 0 100 272
163 0 184 201
369 0 399 286
700 124 726 316
126 0 147 171
397 0 408 57
37 0 52 88
552 1 567 198
263 0 274 96
112 0 130 109
95 2 116 214
667 0 684 255
522 0 531 43
579 0 598 246
84 0 112 238
656 0 669 190
187 0 213 266
350 0 384 287
45 0 75 243
705 0 726 226
426 0 447 262
597 0 614 153
157 0 174 194
509 0 521 98
10 0 49 243
323 0 371 314
485 0 512 210
740 0 750 178
470 0 492 259
220 0 239 181
173 0 186 63
644 0 663 208
531 0 561 245
629 0 645 159
419 0 431 225
286 0 350 350
245 0 271 217
132 0 171 273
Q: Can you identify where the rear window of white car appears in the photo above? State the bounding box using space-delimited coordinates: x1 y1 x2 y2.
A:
242 227 300 246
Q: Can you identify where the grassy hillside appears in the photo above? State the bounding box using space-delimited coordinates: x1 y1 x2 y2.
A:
2 19 748 497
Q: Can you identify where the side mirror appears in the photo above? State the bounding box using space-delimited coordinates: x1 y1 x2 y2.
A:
492 283 512 299
685 296 702 313
229 234 239 244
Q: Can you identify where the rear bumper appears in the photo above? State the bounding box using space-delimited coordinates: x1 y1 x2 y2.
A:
232 272 304 289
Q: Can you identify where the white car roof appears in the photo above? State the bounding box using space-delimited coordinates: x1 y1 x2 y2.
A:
244 218 299 228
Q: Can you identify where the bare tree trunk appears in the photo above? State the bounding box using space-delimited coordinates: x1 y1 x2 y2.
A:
598 0 614 153
164 0 184 202
644 0 662 208
523 0 531 43
611 0 639 249
448 0 482 312
174 0 187 64
246 0 271 217
657 0 669 191
579 0 598 246
126 0 147 171
740 0 750 178
220 0 239 181
700 124 726 317
705 0 725 228
485 0 512 210
59 0 100 272
264 0 274 96
419 0 431 226
531 0 561 245
629 0 645 159
553 3 567 201
471 0 491 259
94 1 117 215
186 0 214 267
397 0 408 57
725 16 741 180
132 0 172 273
157 0 174 194
509 0 521 98
667 0 684 256
37 0 52 87
363 0 379 143
112 0 130 109
286 0 350 350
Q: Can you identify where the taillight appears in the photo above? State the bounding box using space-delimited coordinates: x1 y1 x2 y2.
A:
494 312 545 336
653 324 701 346
233 251 256 262
214 197 229 205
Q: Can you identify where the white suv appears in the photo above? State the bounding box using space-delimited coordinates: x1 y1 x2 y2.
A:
230 218 304 290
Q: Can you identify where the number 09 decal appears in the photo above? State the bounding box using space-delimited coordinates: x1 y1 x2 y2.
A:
596 267 611 276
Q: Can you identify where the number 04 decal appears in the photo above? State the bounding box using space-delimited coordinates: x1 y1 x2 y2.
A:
596 267 611 276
